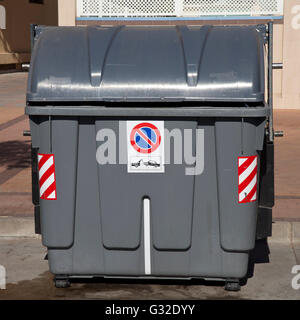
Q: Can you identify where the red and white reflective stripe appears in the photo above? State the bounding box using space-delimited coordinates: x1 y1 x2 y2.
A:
238 155 257 204
38 154 57 200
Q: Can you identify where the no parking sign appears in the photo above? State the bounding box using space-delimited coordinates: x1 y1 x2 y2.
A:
127 121 164 173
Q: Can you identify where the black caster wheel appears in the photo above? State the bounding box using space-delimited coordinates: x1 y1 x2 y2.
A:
225 281 241 292
54 278 71 288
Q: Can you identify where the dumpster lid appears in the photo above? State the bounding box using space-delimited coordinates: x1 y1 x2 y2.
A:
27 25 266 104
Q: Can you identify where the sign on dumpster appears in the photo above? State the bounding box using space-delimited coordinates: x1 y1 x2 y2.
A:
127 121 165 173
238 155 257 204
38 154 57 200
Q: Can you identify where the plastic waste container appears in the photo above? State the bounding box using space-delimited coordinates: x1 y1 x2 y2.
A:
26 24 274 291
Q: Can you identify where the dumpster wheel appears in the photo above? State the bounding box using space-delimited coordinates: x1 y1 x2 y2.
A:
54 277 71 289
224 280 241 292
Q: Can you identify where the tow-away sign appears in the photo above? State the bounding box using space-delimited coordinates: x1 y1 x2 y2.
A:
127 121 165 173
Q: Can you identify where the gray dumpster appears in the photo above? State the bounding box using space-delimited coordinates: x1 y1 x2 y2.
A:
26 24 273 291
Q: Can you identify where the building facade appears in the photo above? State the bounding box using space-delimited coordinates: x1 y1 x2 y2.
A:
1 0 299 109
0 0 58 68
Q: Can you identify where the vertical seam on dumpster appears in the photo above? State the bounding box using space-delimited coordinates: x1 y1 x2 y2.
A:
143 198 151 275
87 25 124 87
100 25 123 83
71 117 80 273
95 119 106 272
197 26 212 85
214 120 222 252
188 123 200 276
175 25 212 87
175 26 188 86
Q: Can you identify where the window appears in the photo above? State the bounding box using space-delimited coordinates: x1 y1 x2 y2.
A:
0 4 5 30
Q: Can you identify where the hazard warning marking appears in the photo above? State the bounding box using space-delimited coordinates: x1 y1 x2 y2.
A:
238 155 257 204
127 121 164 173
38 153 57 200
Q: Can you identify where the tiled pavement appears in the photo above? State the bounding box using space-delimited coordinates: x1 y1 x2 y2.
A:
0 72 32 216
0 72 299 220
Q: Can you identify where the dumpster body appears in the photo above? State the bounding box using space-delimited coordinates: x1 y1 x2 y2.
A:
26 25 272 288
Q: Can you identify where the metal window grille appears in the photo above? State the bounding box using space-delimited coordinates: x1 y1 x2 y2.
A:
77 0 284 18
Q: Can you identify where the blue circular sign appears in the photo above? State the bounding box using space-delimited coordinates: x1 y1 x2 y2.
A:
130 122 161 154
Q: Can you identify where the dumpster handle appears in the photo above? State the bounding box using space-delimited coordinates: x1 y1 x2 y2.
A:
268 22 274 142
241 117 244 155
30 24 37 52
49 115 52 153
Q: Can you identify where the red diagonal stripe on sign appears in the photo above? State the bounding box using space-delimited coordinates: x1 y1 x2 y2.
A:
238 165 257 193
238 156 256 175
43 180 57 200
238 156 257 170
136 128 155 147
240 183 257 203
38 154 52 171
39 165 55 189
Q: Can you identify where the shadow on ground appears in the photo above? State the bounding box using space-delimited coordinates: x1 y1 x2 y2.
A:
0 140 31 169
0 271 249 300
0 241 270 300
246 239 270 280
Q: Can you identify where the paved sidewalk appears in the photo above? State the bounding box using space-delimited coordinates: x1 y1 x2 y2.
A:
0 72 32 217
0 222 299 300
273 110 300 220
